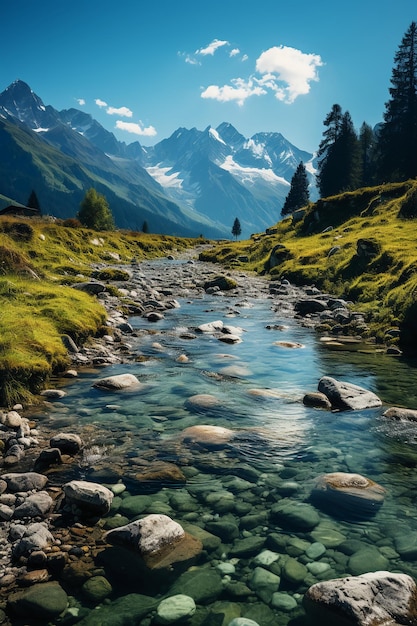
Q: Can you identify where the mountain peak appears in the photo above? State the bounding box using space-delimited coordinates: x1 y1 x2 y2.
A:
0 80 55 129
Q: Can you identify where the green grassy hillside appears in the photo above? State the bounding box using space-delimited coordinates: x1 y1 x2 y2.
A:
0 217 197 406
200 180 417 351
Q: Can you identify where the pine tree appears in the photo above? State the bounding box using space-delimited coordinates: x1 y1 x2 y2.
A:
232 217 242 240
281 161 310 216
27 189 41 213
334 111 361 192
142 220 149 233
77 188 115 231
359 122 376 187
316 106 360 197
316 104 343 198
376 22 417 182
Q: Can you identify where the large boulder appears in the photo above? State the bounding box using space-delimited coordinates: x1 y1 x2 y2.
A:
303 571 417 626
105 514 202 570
311 472 385 520
8 582 68 620
318 376 382 411
63 480 113 515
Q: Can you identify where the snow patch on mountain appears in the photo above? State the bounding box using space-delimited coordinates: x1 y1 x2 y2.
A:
220 156 289 187
244 138 272 164
146 164 183 189
209 127 226 145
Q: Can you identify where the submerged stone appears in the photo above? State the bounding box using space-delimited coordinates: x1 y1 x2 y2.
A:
311 472 385 520
8 581 68 619
156 594 196 624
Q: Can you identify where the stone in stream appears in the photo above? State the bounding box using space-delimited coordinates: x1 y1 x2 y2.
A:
303 571 417 626
317 376 382 411
93 373 141 391
49 432 83 454
156 594 196 624
105 514 203 570
7 581 68 620
1 472 48 492
383 406 417 422
303 391 332 410
310 472 385 520
184 394 222 412
179 424 235 448
63 480 114 515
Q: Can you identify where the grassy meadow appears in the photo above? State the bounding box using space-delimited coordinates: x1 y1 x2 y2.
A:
200 180 417 349
0 217 197 406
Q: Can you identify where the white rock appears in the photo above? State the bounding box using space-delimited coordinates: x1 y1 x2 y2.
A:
105 514 185 555
304 571 417 626
63 480 113 514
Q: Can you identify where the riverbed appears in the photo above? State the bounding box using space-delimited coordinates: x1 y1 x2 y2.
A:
3 252 417 625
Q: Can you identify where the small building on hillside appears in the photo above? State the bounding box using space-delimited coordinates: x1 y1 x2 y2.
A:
0 205 40 218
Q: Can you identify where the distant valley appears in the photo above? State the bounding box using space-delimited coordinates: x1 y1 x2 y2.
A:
0 80 317 238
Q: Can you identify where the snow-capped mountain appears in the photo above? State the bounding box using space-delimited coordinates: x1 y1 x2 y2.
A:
0 80 316 238
141 123 317 237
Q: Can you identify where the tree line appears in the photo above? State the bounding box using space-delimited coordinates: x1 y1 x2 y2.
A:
282 21 417 216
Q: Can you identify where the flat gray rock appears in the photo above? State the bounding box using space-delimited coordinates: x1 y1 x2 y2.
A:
318 376 382 411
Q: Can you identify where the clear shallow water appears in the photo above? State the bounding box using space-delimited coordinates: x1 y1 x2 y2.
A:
33 271 417 624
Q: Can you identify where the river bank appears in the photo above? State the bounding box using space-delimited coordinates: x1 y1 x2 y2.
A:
1 246 417 626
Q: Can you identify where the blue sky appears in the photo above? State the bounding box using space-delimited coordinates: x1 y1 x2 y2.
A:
2 0 416 153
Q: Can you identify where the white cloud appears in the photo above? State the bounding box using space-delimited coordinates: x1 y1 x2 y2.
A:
106 106 133 118
201 77 266 106
241 54 249 62
185 54 200 65
255 45 323 103
230 48 240 57
115 120 157 137
196 38 229 56
77 98 85 106
95 98 108 108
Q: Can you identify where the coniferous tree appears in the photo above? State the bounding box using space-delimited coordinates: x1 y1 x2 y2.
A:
142 220 149 233
316 106 361 197
232 217 242 240
27 189 41 213
316 104 343 198
359 122 376 187
376 22 417 182
77 188 115 231
281 161 310 216
334 111 361 192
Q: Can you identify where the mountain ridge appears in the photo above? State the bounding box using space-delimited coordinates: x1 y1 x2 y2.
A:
0 80 316 237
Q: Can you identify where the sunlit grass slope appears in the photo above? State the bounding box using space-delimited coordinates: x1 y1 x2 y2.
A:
0 218 198 406
200 180 417 351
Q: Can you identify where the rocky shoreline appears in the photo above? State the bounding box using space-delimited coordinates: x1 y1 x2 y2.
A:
0 245 415 626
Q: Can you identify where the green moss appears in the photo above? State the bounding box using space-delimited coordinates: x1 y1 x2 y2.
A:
92 268 130 281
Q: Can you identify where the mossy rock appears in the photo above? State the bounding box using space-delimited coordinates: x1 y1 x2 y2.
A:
92 268 130 281
204 275 237 291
